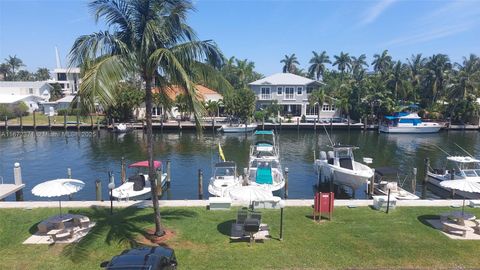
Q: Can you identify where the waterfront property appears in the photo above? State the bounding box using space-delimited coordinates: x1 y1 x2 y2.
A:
2 206 480 269
249 73 340 121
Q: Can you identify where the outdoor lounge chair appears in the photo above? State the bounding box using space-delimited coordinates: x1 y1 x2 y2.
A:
236 210 248 224
250 212 262 224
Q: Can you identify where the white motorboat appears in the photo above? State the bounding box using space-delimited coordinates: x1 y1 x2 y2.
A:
219 123 257 133
112 123 133 133
112 160 167 200
373 167 419 200
314 145 374 189
427 156 480 199
249 130 279 161
246 158 285 192
379 112 442 133
208 161 243 197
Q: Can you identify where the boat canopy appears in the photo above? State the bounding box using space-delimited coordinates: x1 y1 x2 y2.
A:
332 144 358 150
215 161 236 168
385 112 421 120
254 130 274 135
129 160 162 169
447 156 480 163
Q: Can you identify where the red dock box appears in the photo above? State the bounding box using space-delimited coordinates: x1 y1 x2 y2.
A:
313 192 334 222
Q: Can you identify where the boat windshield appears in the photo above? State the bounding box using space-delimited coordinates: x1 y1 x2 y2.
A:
463 170 478 178
215 167 235 177
251 160 280 169
334 149 353 159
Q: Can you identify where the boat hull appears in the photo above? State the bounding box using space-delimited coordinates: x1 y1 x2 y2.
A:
112 173 167 200
315 160 373 189
220 124 257 133
427 172 480 199
379 125 442 133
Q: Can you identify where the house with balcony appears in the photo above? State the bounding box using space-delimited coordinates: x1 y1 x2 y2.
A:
49 67 81 95
248 73 339 120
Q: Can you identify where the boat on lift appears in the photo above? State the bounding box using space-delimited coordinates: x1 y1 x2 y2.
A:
246 158 285 192
208 161 243 197
427 156 480 199
314 145 374 189
112 160 167 200
249 130 279 161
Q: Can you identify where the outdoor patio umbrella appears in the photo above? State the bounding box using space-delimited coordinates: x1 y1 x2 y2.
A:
228 186 275 204
440 180 480 215
32 179 85 216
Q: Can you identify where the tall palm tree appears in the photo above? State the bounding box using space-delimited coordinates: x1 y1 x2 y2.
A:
4 55 24 80
351 54 368 82
452 54 480 99
308 51 330 80
235 59 255 88
406 54 426 102
332 52 352 75
388 60 408 102
424 54 452 105
335 96 352 122
280 54 299 73
372 50 392 77
69 0 225 236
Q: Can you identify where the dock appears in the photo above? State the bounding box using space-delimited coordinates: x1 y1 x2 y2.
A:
0 184 25 200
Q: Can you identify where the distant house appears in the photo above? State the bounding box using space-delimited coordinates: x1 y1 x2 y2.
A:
248 73 340 120
0 94 44 113
49 68 81 95
135 85 223 120
0 81 52 101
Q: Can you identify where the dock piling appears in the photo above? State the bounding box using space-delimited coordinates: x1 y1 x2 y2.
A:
422 158 430 199
48 115 51 131
76 113 80 131
95 179 102 201
4 116 8 132
33 111 36 131
386 189 391 214
64 112 67 131
369 169 375 198
284 167 289 199
166 159 171 188
156 167 163 197
198 169 203 199
121 157 126 184
412 167 417 194
13 162 24 201
20 115 23 131
297 118 299 131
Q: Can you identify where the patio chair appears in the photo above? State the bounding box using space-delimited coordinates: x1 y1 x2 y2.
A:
37 221 54 234
73 215 90 228
250 211 262 224
236 210 248 225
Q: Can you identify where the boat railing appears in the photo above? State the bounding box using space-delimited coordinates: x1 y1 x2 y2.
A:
0 176 3 184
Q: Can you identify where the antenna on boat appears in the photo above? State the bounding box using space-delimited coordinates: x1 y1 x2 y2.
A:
322 124 334 147
432 144 451 157
454 143 474 158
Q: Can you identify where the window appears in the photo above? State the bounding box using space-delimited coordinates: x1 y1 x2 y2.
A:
322 104 329 111
306 104 318 115
277 87 282 95
307 86 313 94
57 73 67 81
152 106 162 117
284 87 294 100
297 87 302 95
331 104 335 111
28 88 33 94
66 83 70 89
261 87 271 100
59 83 65 89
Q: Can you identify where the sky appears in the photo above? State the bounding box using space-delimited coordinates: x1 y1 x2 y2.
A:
0 0 479 75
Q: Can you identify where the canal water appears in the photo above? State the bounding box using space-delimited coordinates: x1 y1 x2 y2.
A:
1 129 479 201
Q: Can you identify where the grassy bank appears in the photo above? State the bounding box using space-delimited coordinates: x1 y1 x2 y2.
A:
4 114 105 126
1 206 480 269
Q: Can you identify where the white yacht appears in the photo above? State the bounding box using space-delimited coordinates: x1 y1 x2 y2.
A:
112 160 167 200
246 158 285 192
208 161 243 197
249 130 279 161
427 156 480 199
219 123 257 133
379 112 442 133
314 145 374 189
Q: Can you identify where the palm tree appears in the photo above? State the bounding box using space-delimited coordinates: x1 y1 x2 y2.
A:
35 68 51 81
69 0 225 237
235 59 255 88
389 60 408 102
308 51 330 80
332 52 352 75
0 63 9 80
335 96 352 123
4 55 24 80
351 54 368 80
280 54 299 73
152 91 174 121
204 100 220 117
308 89 327 121
406 54 426 102
423 54 452 105
372 50 392 76
452 54 480 99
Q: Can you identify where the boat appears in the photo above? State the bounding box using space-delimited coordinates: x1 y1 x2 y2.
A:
219 123 257 133
249 130 279 161
373 167 419 200
427 156 480 199
208 161 243 197
314 145 374 189
112 160 167 200
246 158 285 192
112 123 133 133
379 111 442 133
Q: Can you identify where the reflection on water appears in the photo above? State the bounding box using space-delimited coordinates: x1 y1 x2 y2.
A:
0 130 479 200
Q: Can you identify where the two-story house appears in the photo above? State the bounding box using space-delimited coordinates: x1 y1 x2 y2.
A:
249 73 339 120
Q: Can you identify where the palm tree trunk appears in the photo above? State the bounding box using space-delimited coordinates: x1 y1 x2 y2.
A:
145 79 164 237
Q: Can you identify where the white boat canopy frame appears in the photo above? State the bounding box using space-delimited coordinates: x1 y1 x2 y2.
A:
447 156 480 163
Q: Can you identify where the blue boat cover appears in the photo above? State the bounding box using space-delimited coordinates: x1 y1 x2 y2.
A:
254 130 274 135
257 143 273 147
256 167 273 184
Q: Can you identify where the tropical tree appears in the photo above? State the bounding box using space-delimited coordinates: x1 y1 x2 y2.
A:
35 68 51 81
204 100 221 117
235 59 255 88
406 54 426 102
69 0 225 237
372 50 392 77
308 89 327 121
49 83 63 101
422 54 452 106
4 55 24 80
351 54 368 81
106 82 145 121
451 54 480 99
308 51 330 80
280 54 300 73
335 96 352 123
16 70 34 81
223 88 256 123
388 60 409 102
332 52 352 75
0 63 9 80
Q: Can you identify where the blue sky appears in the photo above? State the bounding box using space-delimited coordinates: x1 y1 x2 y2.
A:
1 0 479 75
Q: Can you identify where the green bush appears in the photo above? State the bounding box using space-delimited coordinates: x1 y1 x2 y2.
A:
57 108 81 116
0 104 14 119
12 102 29 117
254 111 266 122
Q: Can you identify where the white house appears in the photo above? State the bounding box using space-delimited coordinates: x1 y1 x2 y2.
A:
0 94 44 113
49 67 81 95
0 81 52 102
248 73 339 120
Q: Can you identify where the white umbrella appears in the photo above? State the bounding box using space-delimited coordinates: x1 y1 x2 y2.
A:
32 179 85 216
228 186 274 203
440 180 480 215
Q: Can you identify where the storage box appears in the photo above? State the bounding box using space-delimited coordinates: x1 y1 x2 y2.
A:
208 197 232 210
373 195 397 211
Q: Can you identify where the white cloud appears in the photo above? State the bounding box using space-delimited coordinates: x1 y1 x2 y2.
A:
360 0 396 26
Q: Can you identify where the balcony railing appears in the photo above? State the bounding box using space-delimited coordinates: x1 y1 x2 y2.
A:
260 94 271 100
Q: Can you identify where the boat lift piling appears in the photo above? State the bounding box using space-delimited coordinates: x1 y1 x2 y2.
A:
19 115 23 131
4 116 8 132
95 179 102 201
198 169 203 199
121 157 126 184
284 167 289 199
422 158 430 199
13 163 24 201
166 159 171 188
32 111 36 131
412 168 417 194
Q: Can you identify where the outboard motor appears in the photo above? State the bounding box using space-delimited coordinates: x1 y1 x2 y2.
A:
319 151 327 160
327 151 334 165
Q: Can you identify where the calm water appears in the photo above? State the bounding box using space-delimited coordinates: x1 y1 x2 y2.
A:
1 129 479 201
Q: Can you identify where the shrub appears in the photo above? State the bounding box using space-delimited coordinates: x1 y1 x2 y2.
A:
0 104 14 119
254 111 266 122
12 102 29 117
57 108 81 116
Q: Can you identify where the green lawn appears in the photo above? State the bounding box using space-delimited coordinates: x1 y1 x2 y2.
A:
5 114 105 126
1 206 479 269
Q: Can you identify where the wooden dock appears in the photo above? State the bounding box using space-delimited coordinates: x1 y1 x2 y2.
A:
0 184 25 200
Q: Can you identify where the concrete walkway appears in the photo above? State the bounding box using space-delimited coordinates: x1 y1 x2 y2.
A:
0 199 473 209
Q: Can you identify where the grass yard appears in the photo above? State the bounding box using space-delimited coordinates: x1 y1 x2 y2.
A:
5 114 105 126
1 206 480 269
